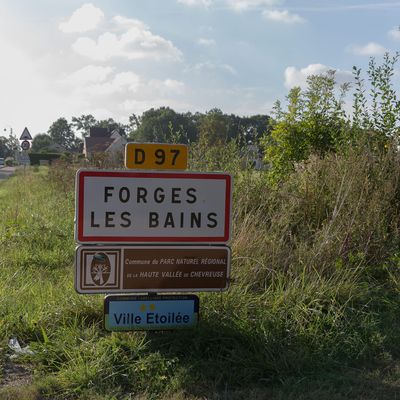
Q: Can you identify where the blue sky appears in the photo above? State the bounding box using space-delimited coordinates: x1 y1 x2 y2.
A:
1 0 400 137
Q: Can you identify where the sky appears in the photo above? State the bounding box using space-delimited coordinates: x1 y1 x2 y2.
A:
1 0 400 138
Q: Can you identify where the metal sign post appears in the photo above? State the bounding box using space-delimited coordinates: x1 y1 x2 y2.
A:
19 127 32 167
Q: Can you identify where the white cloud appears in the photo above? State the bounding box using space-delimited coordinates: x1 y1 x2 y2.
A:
191 61 237 75
225 0 281 12
146 79 186 96
120 79 188 116
63 65 114 85
388 27 400 41
71 17 182 61
54 11 186 125
160 79 185 93
59 3 104 33
348 42 387 56
198 38 216 46
113 72 141 92
83 107 114 121
0 36 86 136
177 0 281 11
123 98 192 116
177 0 213 6
262 9 305 23
0 5 191 135
64 66 184 102
284 64 352 89
76 71 141 96
221 64 238 75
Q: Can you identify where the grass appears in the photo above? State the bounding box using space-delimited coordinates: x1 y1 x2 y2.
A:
1 153 400 399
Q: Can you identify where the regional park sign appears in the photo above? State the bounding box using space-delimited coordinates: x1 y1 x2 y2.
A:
75 245 231 293
75 170 232 244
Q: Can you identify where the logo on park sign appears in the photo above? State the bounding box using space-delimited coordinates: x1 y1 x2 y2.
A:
90 252 111 286
77 248 121 290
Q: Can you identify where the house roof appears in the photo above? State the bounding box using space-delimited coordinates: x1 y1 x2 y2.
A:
84 137 115 153
88 127 110 137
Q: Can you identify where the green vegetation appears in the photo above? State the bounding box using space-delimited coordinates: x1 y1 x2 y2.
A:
261 53 400 183
1 144 400 399
0 131 19 159
28 108 270 154
2 54 400 399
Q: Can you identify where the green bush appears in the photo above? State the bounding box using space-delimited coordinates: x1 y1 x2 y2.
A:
5 157 14 166
262 53 400 183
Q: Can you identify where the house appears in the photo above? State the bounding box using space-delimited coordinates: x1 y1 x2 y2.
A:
83 127 127 162
245 142 265 170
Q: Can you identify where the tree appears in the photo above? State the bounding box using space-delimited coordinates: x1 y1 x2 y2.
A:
351 52 400 149
31 134 54 153
70 136 83 152
128 107 270 145
48 118 76 151
7 132 19 153
128 113 141 132
0 137 12 158
131 107 197 143
198 108 229 145
197 109 270 146
97 118 128 136
0 133 19 158
239 115 271 143
71 114 98 137
261 71 350 182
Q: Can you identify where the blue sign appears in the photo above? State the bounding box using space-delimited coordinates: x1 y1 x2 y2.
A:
104 295 199 331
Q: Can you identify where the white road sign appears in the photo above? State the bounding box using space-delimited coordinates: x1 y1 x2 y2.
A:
21 140 30 151
75 169 232 244
19 127 32 140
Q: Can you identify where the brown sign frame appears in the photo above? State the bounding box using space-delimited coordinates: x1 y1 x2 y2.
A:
75 245 231 294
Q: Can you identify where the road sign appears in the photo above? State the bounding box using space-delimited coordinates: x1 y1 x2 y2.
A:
104 294 199 331
21 140 30 151
75 245 231 293
18 152 30 166
19 127 32 140
75 169 232 244
125 143 188 170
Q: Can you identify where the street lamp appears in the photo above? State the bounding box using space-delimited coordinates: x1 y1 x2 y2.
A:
2 125 20 164
3 125 13 137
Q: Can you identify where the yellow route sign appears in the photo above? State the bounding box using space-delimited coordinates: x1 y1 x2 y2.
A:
125 143 188 170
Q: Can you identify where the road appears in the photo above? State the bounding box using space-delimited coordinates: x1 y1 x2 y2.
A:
0 166 16 180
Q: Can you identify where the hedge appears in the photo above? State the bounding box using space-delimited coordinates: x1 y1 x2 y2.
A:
28 153 62 165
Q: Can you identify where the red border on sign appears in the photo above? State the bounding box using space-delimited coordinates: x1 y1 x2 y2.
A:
76 170 232 243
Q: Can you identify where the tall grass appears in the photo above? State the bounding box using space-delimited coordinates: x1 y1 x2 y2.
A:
232 147 400 285
1 147 400 399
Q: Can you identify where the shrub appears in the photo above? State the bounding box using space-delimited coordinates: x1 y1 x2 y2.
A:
261 71 350 183
232 145 400 288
